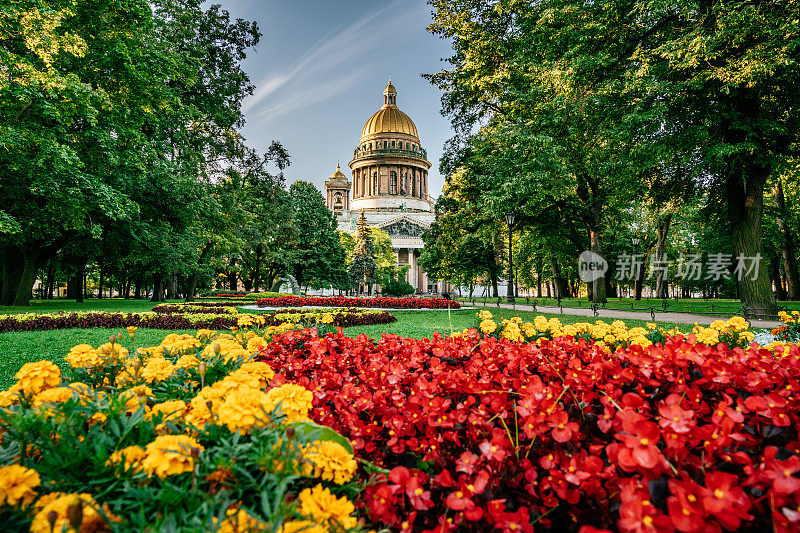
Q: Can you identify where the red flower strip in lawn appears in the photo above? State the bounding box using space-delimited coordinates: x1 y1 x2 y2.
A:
255 295 460 309
256 329 800 532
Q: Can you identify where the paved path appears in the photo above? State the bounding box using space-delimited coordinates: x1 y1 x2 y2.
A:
480 302 781 329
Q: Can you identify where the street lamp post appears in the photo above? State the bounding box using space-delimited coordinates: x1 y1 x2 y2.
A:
505 211 516 304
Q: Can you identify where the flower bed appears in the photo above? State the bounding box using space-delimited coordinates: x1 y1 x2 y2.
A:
0 308 396 332
255 315 800 532
197 290 288 299
0 325 364 531
256 295 460 310
152 303 239 315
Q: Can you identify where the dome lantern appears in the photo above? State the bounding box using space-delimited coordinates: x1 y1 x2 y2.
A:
383 78 397 107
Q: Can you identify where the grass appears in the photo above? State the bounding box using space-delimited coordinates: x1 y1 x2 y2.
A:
0 298 181 315
455 296 800 314
0 328 194 388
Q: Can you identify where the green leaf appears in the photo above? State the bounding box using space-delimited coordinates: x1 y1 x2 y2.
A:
289 420 354 454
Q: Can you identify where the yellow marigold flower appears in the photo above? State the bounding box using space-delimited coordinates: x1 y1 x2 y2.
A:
246 336 268 355
106 445 146 472
30 493 119 533
476 310 493 321
15 361 61 395
279 520 327 533
141 357 176 383
0 384 21 407
65 344 104 369
479 319 497 335
265 384 313 424
126 326 137 334
218 386 272 434
120 385 154 413
223 369 263 390
173 352 199 370
237 315 255 327
225 362 275 390
0 464 40 506
603 334 616 344
320 313 334 324
32 387 75 407
302 441 357 484
216 508 269 533
297 484 357 530
141 435 203 479
149 400 188 428
97 342 129 363
185 386 223 430
196 328 217 341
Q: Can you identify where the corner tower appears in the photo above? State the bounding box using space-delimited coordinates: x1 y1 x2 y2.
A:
324 163 351 216
348 80 432 213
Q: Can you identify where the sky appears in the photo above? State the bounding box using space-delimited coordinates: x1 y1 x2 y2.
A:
216 0 456 198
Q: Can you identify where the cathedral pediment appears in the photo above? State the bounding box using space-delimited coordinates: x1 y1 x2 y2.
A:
379 217 428 238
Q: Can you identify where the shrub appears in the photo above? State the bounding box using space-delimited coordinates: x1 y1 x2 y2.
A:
0 308 396 332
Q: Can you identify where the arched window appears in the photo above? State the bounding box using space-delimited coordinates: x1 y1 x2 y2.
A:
401 172 408 195
360 174 366 198
383 141 388 149
333 193 343 214
372 172 378 195
406 142 410 150
411 174 417 197
389 171 397 194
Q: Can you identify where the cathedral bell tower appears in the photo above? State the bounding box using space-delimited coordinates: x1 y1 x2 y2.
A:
324 163 351 216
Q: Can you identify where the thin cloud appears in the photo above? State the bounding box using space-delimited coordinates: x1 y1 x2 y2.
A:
243 0 427 123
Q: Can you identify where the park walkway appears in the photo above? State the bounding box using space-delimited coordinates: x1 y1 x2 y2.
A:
481 302 782 329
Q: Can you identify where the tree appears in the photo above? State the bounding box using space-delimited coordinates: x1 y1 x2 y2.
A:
287 181 348 290
348 212 377 295
426 0 800 310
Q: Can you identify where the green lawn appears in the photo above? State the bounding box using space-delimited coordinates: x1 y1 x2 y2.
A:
0 298 181 315
0 299 690 388
455 296 800 314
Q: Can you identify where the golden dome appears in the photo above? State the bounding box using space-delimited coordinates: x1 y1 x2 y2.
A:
360 80 420 141
330 162 347 179
360 107 419 140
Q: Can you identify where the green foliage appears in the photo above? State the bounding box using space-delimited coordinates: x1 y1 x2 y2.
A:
424 0 800 308
286 182 349 291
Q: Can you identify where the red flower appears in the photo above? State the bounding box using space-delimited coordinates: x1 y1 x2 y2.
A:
612 411 664 471
666 479 710 533
658 396 695 434
760 447 800 496
550 410 580 443
702 472 753 530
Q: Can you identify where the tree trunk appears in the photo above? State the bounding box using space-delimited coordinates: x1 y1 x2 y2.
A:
75 260 85 303
0 246 24 306
726 161 775 313
12 252 40 306
654 213 672 299
151 274 164 302
254 246 262 292
771 255 787 300
97 262 105 299
589 227 606 303
44 259 55 300
228 258 237 291
773 178 800 300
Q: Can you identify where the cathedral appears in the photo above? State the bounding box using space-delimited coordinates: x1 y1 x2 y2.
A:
324 80 439 293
